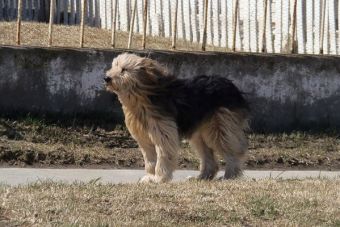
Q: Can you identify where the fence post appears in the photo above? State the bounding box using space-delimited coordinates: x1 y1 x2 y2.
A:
48 0 55 47
128 0 137 49
201 0 208 51
261 0 268 53
16 0 23 45
290 0 297 53
232 0 239 52
320 0 326 54
172 0 178 49
142 0 148 49
80 0 86 48
338 0 340 54
111 0 117 48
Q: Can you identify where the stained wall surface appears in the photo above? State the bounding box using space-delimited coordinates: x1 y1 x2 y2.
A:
1 46 339 131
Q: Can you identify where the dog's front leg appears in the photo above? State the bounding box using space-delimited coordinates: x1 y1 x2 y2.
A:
137 139 157 175
142 119 179 183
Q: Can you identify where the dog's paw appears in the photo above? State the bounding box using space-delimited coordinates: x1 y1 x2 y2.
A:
139 174 157 183
139 174 172 183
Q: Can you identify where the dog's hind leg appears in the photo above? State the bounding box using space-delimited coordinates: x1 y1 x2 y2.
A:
223 155 243 179
202 108 248 180
144 118 179 183
189 133 218 180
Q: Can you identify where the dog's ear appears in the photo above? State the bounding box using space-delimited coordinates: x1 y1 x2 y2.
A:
141 58 168 78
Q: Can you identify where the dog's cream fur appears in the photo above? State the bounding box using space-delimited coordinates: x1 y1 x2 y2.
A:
105 53 248 183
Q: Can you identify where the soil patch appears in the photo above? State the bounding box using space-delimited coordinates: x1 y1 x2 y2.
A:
1 117 339 170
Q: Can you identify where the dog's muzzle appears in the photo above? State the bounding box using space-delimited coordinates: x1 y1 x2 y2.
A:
104 76 112 83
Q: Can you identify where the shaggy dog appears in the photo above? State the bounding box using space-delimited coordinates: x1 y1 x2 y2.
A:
104 53 249 183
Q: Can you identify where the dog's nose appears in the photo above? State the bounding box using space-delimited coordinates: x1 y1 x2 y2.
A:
104 76 112 83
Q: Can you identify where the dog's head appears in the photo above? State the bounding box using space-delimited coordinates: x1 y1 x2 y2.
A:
104 53 168 95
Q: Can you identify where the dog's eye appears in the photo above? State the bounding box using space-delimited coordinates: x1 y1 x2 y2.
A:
121 68 126 73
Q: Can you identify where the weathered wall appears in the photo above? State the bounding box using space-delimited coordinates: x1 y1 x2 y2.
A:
0 46 339 132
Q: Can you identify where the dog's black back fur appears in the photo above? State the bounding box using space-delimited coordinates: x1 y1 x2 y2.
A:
148 75 249 137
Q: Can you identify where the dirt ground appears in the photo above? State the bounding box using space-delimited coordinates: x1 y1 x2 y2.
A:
0 116 340 170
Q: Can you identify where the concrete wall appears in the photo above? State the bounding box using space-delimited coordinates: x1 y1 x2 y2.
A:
0 46 339 132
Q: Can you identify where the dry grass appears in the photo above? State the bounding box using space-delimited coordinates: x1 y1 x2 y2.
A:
0 179 339 226
1 117 340 169
247 132 340 169
0 21 226 51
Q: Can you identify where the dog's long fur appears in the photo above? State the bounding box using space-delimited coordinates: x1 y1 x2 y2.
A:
105 53 249 183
